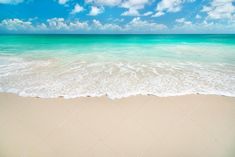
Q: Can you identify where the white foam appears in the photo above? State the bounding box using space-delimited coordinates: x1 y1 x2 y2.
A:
0 54 234 99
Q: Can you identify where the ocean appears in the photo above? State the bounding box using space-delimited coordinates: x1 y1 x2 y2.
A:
0 34 234 99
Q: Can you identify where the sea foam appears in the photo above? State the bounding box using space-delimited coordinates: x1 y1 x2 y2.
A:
0 54 234 99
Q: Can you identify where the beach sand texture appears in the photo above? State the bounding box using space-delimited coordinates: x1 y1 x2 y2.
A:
0 93 235 157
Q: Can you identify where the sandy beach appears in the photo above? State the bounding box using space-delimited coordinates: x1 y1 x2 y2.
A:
0 93 234 157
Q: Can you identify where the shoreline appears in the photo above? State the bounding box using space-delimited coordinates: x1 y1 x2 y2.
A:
0 91 234 100
0 93 235 157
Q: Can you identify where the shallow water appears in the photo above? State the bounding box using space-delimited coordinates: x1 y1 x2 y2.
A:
0 34 235 99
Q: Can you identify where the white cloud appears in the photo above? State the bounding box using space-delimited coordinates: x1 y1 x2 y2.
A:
0 0 24 4
157 0 184 13
202 0 235 20
121 0 149 10
173 20 235 33
58 0 69 5
175 18 192 25
92 19 102 27
0 18 88 32
143 11 153 16
88 6 103 16
121 8 140 16
47 18 68 30
92 17 167 33
35 23 48 31
155 0 195 17
152 11 165 17
70 4 84 14
92 19 122 31
92 18 167 32
0 18 33 30
1 17 235 34
68 20 89 30
125 17 167 32
85 0 151 16
108 18 124 22
195 14 201 19
121 0 150 16
85 0 122 6
46 18 89 30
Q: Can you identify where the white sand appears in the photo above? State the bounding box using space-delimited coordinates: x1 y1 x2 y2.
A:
0 93 235 157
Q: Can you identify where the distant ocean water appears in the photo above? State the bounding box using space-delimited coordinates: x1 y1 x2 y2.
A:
0 34 234 99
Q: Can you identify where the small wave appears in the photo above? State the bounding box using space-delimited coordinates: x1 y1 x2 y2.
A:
0 55 234 99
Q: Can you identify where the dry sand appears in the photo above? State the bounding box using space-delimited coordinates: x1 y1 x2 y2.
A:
0 93 235 157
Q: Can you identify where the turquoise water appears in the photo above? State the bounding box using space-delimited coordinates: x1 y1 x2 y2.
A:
0 35 235 98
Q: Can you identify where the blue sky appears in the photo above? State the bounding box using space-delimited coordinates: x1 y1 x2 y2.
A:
0 0 235 33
